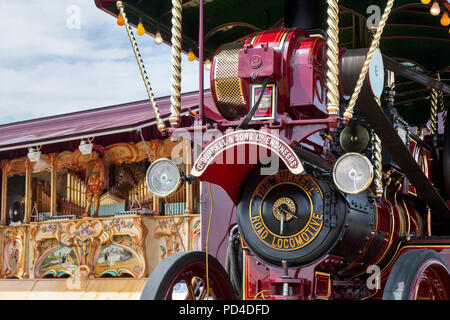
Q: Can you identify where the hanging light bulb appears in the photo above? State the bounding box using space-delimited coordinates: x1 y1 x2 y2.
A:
187 49 196 61
154 31 163 45
137 21 146 36
137 23 145 36
430 1 441 16
79 139 94 155
204 58 211 71
441 11 450 26
117 13 125 26
421 0 431 4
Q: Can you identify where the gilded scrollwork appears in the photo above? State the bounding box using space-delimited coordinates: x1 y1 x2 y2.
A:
154 216 193 260
135 140 160 162
55 150 74 171
7 158 27 177
104 143 138 165
2 226 26 278
31 216 146 278
189 216 201 251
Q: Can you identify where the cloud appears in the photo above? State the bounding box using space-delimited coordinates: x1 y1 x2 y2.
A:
0 0 209 125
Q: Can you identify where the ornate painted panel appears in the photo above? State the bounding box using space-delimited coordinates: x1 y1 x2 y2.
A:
30 216 146 279
37 245 79 278
154 215 201 261
2 226 26 278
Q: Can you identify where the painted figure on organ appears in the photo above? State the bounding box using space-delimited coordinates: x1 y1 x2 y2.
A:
82 145 107 217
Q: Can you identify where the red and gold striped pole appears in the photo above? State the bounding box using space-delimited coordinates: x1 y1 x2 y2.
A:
325 0 340 115
169 0 183 127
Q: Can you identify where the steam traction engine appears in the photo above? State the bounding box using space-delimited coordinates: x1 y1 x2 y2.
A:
144 29 450 300
97 0 450 300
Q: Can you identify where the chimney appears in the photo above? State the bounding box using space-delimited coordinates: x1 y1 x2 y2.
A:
284 0 328 37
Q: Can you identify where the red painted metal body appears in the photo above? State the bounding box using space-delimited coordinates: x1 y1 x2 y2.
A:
242 244 450 300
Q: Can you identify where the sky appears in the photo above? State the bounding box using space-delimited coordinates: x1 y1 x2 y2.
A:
0 0 209 125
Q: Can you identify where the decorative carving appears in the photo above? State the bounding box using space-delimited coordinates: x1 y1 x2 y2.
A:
60 220 109 265
189 216 201 251
154 216 188 259
158 138 184 159
71 150 93 170
3 227 26 278
135 140 160 162
31 216 146 278
31 155 52 173
105 143 138 165
7 158 26 177
55 151 74 171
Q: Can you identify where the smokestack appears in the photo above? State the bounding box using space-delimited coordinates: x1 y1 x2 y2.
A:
284 0 328 36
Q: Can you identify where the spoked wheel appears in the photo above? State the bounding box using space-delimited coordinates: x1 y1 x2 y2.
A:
141 251 236 300
383 249 450 300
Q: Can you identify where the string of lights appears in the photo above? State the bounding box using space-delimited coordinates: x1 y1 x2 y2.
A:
421 0 450 32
